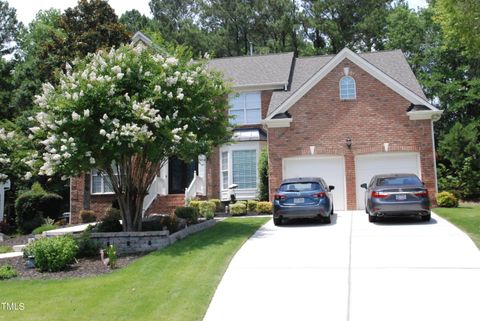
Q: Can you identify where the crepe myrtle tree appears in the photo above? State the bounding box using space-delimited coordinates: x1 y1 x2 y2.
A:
28 44 231 231
0 125 34 184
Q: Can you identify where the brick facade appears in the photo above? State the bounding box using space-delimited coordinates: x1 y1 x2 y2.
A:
267 59 436 209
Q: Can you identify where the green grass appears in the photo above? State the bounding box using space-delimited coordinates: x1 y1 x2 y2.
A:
0 217 269 321
434 205 480 248
0 246 12 254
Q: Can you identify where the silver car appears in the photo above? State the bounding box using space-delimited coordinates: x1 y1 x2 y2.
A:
361 173 431 223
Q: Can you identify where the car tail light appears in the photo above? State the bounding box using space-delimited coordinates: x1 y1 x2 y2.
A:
312 192 326 198
371 191 388 198
414 189 429 198
274 194 287 200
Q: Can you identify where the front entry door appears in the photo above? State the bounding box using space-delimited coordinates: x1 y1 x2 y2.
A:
168 157 198 194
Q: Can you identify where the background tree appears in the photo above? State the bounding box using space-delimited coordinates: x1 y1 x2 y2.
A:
258 148 269 201
120 9 154 34
29 44 231 231
0 0 21 56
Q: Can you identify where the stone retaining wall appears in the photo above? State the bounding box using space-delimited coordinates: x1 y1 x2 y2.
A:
90 219 217 254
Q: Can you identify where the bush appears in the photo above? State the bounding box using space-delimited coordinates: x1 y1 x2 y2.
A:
199 201 216 219
247 200 258 213
175 206 199 224
142 214 177 232
0 221 15 235
105 245 117 269
256 202 273 214
209 199 222 211
188 200 201 211
15 188 63 234
24 235 78 272
0 265 17 280
95 209 122 233
436 191 459 208
258 147 269 201
76 229 101 258
104 207 121 220
32 224 56 235
230 203 246 216
80 210 97 223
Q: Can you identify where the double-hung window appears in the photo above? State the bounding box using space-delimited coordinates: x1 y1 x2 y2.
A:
220 148 258 191
229 92 261 125
221 152 229 190
91 170 114 194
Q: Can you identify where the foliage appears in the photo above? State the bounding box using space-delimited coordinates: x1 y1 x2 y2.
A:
247 200 258 213
0 245 12 254
256 201 273 214
28 44 231 231
229 203 246 216
76 229 101 258
438 122 480 199
436 191 459 208
0 0 21 56
209 198 221 211
0 221 15 235
198 201 216 219
0 264 17 280
188 200 201 211
32 224 57 235
15 191 45 234
120 9 154 34
0 123 33 184
80 210 97 223
104 207 121 220
24 235 78 272
141 214 176 232
258 147 269 201
175 206 199 224
95 210 122 233
105 245 117 269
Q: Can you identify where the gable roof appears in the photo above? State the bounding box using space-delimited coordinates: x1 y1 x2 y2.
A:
267 48 439 119
208 52 294 91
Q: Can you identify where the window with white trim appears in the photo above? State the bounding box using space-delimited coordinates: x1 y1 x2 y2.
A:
232 150 257 189
221 151 229 190
229 92 261 125
91 169 114 194
339 76 356 100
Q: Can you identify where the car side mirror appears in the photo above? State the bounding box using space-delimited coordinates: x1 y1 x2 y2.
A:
329 185 335 191
360 183 367 189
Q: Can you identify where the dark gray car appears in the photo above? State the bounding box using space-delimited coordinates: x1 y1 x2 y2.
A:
273 177 334 226
361 173 431 223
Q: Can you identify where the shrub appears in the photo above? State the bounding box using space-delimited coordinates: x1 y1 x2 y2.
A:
38 193 63 220
258 147 269 201
199 201 216 219
32 224 56 235
25 235 78 272
104 207 121 220
80 210 97 223
0 246 12 254
247 200 258 213
106 245 117 269
230 203 246 216
175 206 199 224
0 221 15 235
95 209 122 233
256 202 273 214
436 191 459 208
142 214 177 232
188 200 201 211
0 265 17 280
209 199 222 211
76 229 101 258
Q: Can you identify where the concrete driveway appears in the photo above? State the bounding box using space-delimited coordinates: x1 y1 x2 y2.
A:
203 211 480 321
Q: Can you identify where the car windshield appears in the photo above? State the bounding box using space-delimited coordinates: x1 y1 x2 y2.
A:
376 176 422 186
279 182 321 192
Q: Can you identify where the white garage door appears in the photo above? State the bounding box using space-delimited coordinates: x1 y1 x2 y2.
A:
355 152 421 209
283 156 346 210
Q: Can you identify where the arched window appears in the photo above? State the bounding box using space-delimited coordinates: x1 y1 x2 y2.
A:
339 76 356 100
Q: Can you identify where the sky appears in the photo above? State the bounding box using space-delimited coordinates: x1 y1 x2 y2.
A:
8 0 428 26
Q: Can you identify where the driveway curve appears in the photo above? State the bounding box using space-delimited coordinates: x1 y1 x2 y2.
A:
203 211 480 321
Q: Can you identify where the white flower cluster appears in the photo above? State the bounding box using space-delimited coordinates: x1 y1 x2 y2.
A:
0 128 15 181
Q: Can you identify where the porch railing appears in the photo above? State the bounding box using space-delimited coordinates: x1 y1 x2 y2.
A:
185 171 206 204
142 175 167 215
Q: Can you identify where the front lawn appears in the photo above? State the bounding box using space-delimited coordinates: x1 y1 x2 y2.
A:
0 217 269 321
434 205 480 248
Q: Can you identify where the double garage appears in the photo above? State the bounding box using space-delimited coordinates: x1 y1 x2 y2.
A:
283 152 421 210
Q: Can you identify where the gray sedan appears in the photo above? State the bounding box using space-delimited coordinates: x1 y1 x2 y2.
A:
361 173 431 222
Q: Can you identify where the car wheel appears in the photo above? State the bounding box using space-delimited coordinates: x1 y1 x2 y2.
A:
368 214 377 223
421 214 431 222
330 204 334 215
324 215 331 224
273 217 282 226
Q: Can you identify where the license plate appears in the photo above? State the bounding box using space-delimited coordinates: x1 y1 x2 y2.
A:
293 198 304 204
395 194 407 200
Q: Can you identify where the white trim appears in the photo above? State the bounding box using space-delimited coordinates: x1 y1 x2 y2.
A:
282 155 347 211
131 31 152 47
339 76 356 100
229 91 262 126
262 118 293 128
266 47 439 120
431 120 439 193
90 170 115 195
232 82 288 92
407 110 443 121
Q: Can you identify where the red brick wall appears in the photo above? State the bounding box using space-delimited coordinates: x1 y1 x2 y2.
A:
206 146 220 199
268 58 436 209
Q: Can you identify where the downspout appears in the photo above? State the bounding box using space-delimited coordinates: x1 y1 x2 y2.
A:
431 119 438 193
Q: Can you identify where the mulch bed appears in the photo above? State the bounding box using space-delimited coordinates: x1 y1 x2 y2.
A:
1 234 32 247
1 253 144 280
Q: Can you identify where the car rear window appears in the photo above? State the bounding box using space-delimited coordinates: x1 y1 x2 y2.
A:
376 176 422 186
279 182 321 192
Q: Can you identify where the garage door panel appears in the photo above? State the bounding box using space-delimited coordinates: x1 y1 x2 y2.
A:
283 157 345 211
355 153 420 210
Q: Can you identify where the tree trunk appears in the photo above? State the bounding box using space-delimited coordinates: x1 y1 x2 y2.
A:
83 173 90 210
